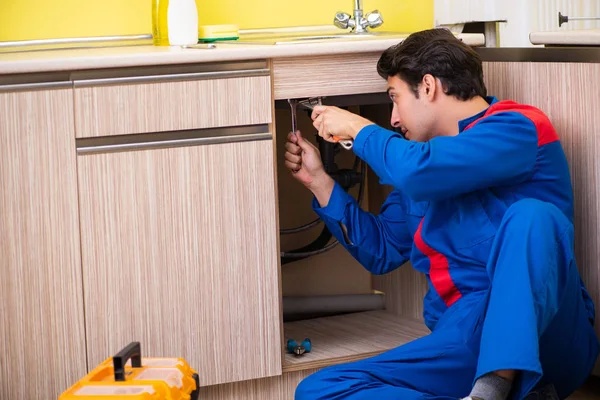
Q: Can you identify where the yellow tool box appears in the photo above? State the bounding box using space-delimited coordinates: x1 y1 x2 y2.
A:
60 342 199 400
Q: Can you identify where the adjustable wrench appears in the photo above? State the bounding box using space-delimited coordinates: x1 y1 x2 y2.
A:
288 97 354 150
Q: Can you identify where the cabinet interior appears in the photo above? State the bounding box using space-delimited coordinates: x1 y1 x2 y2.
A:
273 96 430 372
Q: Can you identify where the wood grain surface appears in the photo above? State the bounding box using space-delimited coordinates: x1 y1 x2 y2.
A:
77 139 282 386
273 53 387 99
74 75 272 137
0 89 86 400
201 368 318 399
283 310 429 372
482 61 600 375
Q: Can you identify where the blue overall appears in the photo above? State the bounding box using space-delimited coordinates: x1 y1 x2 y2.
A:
295 97 600 399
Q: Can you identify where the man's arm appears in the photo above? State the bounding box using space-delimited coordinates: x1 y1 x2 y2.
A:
312 178 413 275
353 112 539 201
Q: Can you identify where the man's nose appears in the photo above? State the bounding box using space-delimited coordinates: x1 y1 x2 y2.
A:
390 107 401 128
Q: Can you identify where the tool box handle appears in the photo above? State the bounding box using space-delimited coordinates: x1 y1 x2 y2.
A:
113 342 143 381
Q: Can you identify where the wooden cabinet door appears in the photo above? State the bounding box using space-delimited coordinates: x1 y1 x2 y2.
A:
72 62 272 138
77 137 282 386
0 88 86 400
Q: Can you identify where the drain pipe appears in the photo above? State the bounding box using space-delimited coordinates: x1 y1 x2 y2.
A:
283 293 385 322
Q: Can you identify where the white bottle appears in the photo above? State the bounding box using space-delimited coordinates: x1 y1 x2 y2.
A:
167 0 198 46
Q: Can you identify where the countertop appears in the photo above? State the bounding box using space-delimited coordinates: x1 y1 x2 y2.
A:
530 29 600 46
0 33 485 75
475 47 600 63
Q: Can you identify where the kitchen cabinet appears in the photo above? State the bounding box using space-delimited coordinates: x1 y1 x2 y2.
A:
73 61 282 387
204 55 600 399
76 133 282 386
1 36 598 400
70 54 426 391
0 87 86 400
0 36 480 400
274 100 430 376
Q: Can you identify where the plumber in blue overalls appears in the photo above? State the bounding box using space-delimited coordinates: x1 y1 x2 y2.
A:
284 28 599 400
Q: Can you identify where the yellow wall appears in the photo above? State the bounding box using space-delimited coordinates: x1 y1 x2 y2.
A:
0 0 433 42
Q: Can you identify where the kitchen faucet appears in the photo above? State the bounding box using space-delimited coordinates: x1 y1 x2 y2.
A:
334 0 383 33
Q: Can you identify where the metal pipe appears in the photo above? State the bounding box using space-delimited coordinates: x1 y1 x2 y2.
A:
282 294 386 322
567 17 600 20
558 11 600 27
353 0 366 33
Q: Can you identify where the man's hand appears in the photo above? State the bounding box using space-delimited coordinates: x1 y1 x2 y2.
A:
311 105 373 143
284 130 335 207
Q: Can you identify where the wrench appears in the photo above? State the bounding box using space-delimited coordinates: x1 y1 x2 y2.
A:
288 97 354 150
288 99 299 134
298 97 354 150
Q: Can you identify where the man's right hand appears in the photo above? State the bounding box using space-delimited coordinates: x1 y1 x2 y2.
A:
284 130 335 207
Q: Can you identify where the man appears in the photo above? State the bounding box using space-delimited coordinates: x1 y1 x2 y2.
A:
284 28 600 400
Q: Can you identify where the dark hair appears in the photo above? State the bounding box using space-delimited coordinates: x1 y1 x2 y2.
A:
377 28 487 100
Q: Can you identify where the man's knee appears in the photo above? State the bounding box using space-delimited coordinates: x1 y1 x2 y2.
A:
295 369 336 400
295 366 371 400
490 198 574 283
502 198 570 235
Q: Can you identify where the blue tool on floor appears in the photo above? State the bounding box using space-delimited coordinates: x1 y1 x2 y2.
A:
287 338 312 356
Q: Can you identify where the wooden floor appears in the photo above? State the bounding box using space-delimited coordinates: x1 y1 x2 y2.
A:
283 310 430 372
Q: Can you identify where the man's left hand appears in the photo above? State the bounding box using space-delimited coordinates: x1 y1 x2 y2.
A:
311 105 374 143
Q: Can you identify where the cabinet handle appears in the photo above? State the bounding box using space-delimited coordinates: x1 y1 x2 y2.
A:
0 80 72 92
72 68 270 87
77 124 271 154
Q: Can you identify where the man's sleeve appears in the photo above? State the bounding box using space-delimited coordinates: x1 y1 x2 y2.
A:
353 112 539 201
312 182 413 275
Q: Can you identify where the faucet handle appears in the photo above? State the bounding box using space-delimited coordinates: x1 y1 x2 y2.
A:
365 10 383 29
334 12 351 29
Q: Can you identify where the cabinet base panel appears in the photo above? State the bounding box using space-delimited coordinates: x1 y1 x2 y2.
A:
282 310 429 373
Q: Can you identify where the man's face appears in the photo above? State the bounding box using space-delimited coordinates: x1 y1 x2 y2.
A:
387 75 433 142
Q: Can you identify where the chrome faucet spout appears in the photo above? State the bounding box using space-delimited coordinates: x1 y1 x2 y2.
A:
334 1 383 33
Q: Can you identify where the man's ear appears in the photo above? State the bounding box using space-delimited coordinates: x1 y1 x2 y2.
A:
422 74 437 101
